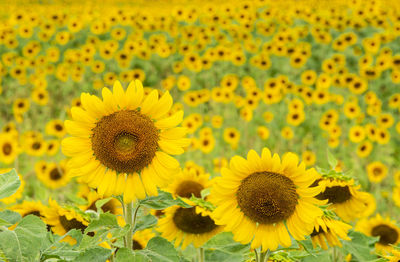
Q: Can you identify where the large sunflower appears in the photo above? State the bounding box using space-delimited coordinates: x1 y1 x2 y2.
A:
356 214 400 253
210 148 324 252
314 178 370 222
62 80 189 203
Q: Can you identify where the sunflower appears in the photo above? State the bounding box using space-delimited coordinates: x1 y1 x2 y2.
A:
36 160 70 189
0 133 19 164
164 169 210 200
356 214 400 253
157 205 222 249
367 161 388 183
62 80 189 203
11 200 47 219
310 214 352 250
210 148 324 251
132 229 155 250
45 120 66 138
0 168 25 204
314 178 370 222
42 199 91 245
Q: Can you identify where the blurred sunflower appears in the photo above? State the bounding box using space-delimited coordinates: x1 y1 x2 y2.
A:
356 214 400 253
43 199 91 245
157 205 222 249
12 200 47 219
0 133 19 164
36 160 70 189
314 178 369 222
132 229 155 250
210 148 324 251
366 161 388 183
164 169 210 199
310 214 352 250
62 80 189 203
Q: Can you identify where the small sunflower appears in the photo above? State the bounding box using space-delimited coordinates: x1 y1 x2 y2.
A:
0 133 19 164
210 148 324 251
367 161 388 183
36 160 70 189
132 229 155 250
310 215 352 250
62 80 189 203
356 214 400 253
314 178 370 222
11 200 47 219
45 119 66 138
164 169 210 199
79 190 123 223
42 199 91 245
157 205 222 249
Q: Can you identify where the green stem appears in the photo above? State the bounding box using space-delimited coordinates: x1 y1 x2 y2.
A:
124 201 138 250
259 249 271 262
196 247 205 262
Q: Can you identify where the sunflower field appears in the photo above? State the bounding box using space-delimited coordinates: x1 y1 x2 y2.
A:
1 0 400 261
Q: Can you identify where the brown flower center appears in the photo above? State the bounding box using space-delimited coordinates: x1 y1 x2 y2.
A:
173 207 218 234
91 110 159 174
316 185 352 204
236 172 298 224
176 181 204 198
2 143 12 155
372 224 399 245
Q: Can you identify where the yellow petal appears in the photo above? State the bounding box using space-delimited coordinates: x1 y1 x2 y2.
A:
61 137 91 156
140 90 159 115
126 80 144 110
149 91 173 120
158 140 185 155
64 120 92 138
155 111 183 130
155 151 180 169
113 80 127 109
141 167 158 196
132 173 146 199
102 87 118 114
159 127 187 140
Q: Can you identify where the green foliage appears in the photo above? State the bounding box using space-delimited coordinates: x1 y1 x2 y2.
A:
203 232 250 262
0 169 20 199
0 215 47 262
139 190 192 210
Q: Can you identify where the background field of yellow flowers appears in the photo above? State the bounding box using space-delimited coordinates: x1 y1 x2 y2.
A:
1 0 400 261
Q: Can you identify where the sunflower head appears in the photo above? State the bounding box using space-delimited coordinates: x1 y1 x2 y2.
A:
210 148 325 252
62 80 190 203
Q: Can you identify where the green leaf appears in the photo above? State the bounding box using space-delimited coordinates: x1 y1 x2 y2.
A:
203 232 249 262
140 191 191 210
0 215 47 262
138 236 180 262
80 213 129 250
327 150 338 169
0 210 21 226
116 247 148 262
0 169 21 199
66 193 88 206
342 230 379 262
135 214 157 231
74 246 112 262
95 197 113 212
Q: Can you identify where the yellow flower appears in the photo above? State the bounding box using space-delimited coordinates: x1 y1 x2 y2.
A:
210 148 324 252
356 214 400 254
62 80 189 203
367 161 388 183
310 215 352 250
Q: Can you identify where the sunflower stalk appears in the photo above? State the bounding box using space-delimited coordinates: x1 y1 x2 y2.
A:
196 247 205 262
123 201 140 250
258 249 271 262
